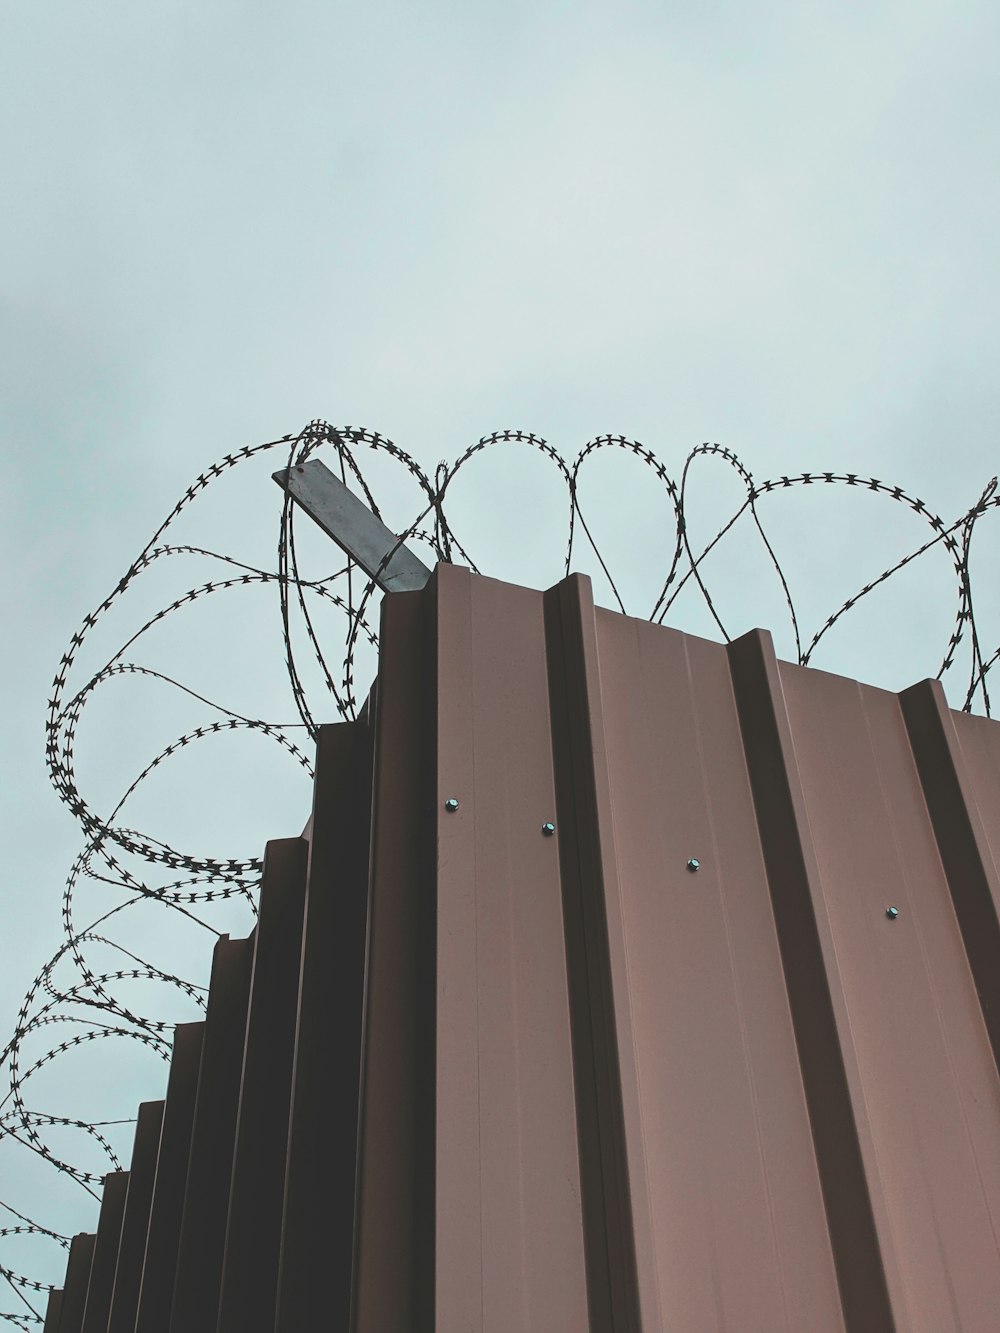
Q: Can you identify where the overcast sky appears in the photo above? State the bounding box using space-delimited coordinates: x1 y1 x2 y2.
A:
2 0 999 1306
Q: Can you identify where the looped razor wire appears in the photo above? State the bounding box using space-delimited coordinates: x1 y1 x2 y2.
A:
2 421 997 1320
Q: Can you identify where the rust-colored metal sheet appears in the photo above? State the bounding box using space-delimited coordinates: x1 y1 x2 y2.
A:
48 564 1000 1331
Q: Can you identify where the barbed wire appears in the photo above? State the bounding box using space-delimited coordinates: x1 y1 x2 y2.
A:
2 420 997 1320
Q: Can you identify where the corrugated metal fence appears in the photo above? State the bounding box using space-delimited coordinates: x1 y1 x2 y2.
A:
46 564 1000 1331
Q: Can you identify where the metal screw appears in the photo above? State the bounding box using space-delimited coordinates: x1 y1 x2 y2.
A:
542 822 556 836
445 798 459 812
687 858 700 872
886 905 900 920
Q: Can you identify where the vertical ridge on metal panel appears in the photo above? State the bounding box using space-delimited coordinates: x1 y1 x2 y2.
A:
727 629 896 1331
353 583 435 1333
107 1100 164 1333
542 572 647 1332
167 936 253 1333
43 1289 63 1333
275 720 375 1333
57 1233 95 1333
427 565 480 1331
133 1024 204 1332
217 837 308 1333
80 1171 129 1332
134 1023 204 1333
900 678 1000 1075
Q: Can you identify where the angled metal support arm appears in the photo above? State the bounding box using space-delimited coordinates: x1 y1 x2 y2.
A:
273 459 433 593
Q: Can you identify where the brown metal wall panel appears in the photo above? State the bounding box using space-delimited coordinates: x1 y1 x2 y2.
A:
950 701 1000 898
433 566 589 1330
43 1288 63 1333
354 587 436 1332
274 719 374 1333
544 575 653 1330
781 661 1000 1330
106 1100 164 1333
134 1022 204 1333
728 629 897 1331
595 613 844 1329
57 1233 95 1333
80 1172 129 1333
216 837 308 1333
167 936 253 1333
901 680 1000 1075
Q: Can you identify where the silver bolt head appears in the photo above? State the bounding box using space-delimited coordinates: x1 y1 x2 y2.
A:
542 822 556 836
687 858 700 872
886 905 900 919
445 798 459 812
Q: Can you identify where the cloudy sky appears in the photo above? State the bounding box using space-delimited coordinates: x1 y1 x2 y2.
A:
2 0 999 1305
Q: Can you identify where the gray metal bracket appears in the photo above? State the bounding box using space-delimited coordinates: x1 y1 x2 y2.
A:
273 459 433 593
